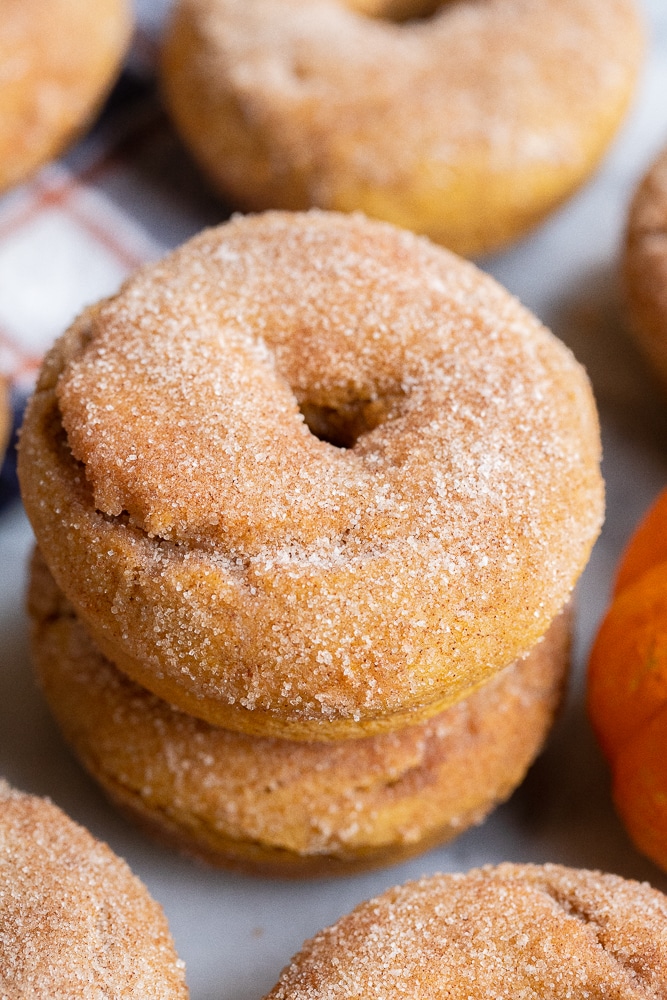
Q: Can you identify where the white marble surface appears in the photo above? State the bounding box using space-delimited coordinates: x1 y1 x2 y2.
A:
1 4 667 997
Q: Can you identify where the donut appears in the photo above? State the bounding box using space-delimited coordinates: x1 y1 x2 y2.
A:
263 863 667 999
623 144 667 390
160 0 642 257
18 211 604 740
28 548 570 876
0 0 133 194
0 780 188 997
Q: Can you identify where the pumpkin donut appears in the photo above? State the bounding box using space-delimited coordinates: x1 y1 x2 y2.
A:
18 211 603 740
28 549 570 876
262 863 667 999
0 0 133 194
0 780 188 998
160 0 642 257
624 144 667 390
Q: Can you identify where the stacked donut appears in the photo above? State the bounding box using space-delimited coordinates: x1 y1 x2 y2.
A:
19 210 604 874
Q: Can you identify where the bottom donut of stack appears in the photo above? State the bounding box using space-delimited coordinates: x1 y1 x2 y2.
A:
29 549 570 877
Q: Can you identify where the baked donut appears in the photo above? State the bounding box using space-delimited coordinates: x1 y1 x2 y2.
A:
624 144 667 390
18 211 604 740
160 0 642 257
29 549 570 876
0 0 133 194
263 863 667 998
0 780 188 997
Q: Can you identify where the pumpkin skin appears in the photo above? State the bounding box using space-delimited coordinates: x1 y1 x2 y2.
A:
588 488 667 872
614 490 667 595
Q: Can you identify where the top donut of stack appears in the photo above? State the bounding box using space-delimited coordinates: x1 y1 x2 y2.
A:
18 211 603 740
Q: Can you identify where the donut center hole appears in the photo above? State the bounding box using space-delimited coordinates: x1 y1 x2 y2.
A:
299 398 388 449
345 0 446 23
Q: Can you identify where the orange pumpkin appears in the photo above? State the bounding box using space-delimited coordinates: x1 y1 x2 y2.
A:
588 488 667 872
614 490 667 595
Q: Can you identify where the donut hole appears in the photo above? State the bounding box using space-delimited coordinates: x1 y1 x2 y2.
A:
290 58 314 82
299 397 388 449
344 0 446 23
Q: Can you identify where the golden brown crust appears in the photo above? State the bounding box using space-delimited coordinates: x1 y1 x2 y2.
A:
0 0 133 194
624 145 667 390
264 864 667 998
160 0 642 257
18 211 603 740
0 780 188 998
29 549 570 876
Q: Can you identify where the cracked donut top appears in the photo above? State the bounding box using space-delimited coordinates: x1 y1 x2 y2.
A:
264 864 667 999
0 781 188 998
19 211 603 736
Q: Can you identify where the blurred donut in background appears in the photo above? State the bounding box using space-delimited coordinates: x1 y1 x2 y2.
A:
624 144 667 390
0 0 133 194
161 0 642 256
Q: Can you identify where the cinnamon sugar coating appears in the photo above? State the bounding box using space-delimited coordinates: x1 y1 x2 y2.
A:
161 0 642 256
624 145 667 391
18 212 603 739
264 864 667 999
29 549 569 876
0 0 133 194
0 781 188 998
